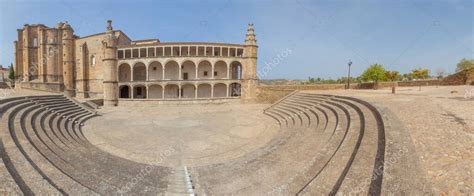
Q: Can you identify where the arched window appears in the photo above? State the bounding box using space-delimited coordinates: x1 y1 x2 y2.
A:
91 55 96 66
33 38 38 47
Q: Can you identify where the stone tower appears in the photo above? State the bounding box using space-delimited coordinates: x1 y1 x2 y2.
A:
61 22 75 96
102 20 119 107
242 23 258 102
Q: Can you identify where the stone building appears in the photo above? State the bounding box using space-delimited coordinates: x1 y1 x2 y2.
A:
14 20 258 106
0 65 9 81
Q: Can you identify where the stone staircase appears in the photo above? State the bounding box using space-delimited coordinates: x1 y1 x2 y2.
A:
192 92 386 195
0 95 170 195
0 93 413 195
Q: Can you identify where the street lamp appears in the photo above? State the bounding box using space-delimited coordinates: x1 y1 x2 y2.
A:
347 60 352 89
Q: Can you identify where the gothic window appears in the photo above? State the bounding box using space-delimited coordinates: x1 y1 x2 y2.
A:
91 55 96 66
33 38 38 47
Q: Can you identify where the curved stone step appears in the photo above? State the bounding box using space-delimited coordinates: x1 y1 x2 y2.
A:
193 94 352 194
274 104 307 128
278 102 312 128
290 96 361 195
0 139 23 194
0 102 61 194
19 104 96 194
6 97 171 194
294 93 384 195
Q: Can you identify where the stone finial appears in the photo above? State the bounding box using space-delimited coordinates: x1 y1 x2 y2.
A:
245 23 257 45
57 22 64 28
107 20 113 31
62 21 72 29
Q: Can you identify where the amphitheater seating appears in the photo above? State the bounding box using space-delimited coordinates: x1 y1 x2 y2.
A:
0 95 170 194
0 93 385 195
193 92 385 195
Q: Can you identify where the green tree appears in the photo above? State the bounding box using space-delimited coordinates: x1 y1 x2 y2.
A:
411 68 430 79
385 70 401 81
361 64 387 83
456 58 474 72
8 63 15 80
402 73 412 81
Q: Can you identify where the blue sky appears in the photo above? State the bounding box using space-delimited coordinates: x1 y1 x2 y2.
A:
1 0 472 79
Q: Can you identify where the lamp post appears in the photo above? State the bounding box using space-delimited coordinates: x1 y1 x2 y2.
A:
347 60 352 89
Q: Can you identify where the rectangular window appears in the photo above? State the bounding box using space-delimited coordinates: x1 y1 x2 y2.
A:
157 47 164 57
204 71 208 76
118 50 124 59
148 47 155 57
214 71 217 76
125 49 132 58
132 49 139 58
183 73 188 80
140 48 147 58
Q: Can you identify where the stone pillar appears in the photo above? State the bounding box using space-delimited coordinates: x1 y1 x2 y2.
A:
22 25 30 81
194 85 198 98
102 20 119 107
146 86 149 99
162 87 165 99
162 67 165 80
38 28 45 82
195 66 198 79
61 22 75 96
241 23 258 103
211 64 214 79
46 29 59 82
211 85 214 98
14 40 22 82
226 84 229 97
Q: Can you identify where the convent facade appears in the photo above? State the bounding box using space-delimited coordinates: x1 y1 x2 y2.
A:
14 20 258 106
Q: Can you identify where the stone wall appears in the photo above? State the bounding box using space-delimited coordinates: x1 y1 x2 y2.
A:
0 82 10 89
20 81 64 92
256 78 471 104
397 80 440 87
256 86 295 104
441 68 474 85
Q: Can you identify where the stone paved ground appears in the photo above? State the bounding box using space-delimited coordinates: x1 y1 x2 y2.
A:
2 85 472 194
84 103 279 167
303 85 473 194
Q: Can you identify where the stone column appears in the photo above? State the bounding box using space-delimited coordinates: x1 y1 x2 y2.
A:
61 22 75 96
22 25 30 82
162 66 165 80
195 65 199 79
194 85 198 98
102 20 119 107
226 84 229 97
162 87 165 99
211 84 214 98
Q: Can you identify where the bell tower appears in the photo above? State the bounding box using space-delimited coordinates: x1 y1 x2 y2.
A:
102 20 119 107
241 23 258 102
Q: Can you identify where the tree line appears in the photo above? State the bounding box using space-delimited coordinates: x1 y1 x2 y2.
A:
305 58 473 85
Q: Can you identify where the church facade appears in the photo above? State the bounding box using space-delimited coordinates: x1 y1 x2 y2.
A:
14 20 258 106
